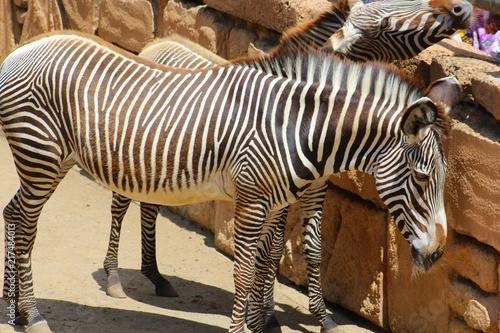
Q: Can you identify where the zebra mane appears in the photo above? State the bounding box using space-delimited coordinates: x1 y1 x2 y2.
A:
277 0 350 52
234 49 450 135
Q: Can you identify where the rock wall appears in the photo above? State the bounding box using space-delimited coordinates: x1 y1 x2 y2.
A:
1 0 499 332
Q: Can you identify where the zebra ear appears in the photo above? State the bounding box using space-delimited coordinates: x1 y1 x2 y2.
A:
425 76 462 113
401 97 438 144
322 24 362 53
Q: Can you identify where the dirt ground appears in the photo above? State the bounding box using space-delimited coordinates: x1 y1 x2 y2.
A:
0 133 384 333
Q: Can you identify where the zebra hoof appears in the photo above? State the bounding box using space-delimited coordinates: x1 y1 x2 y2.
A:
25 320 53 333
264 314 282 333
106 282 127 299
155 280 179 297
15 314 29 325
321 317 345 333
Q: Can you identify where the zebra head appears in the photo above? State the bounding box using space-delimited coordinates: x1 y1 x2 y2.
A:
374 76 462 272
323 0 472 61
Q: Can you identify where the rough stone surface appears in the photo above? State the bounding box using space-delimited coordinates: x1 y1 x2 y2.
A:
328 172 384 209
202 0 332 33
279 202 308 286
447 232 500 293
0 1 16 62
429 54 500 104
62 0 100 34
20 0 64 43
169 202 216 233
471 73 500 122
161 0 279 60
445 121 500 252
98 0 154 52
449 279 500 333
320 186 387 327
387 219 450 333
213 201 235 257
449 316 483 333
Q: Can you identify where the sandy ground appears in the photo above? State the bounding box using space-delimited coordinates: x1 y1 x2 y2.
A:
0 133 384 333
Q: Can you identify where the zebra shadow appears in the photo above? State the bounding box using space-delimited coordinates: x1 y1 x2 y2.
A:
90 268 334 332
1 297 226 333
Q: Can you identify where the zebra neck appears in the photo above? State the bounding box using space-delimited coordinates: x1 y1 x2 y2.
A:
278 3 347 52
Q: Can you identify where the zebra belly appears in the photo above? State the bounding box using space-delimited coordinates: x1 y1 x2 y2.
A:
87 168 234 206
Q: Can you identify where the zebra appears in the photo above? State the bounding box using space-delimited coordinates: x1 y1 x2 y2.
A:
0 32 462 333
102 0 472 329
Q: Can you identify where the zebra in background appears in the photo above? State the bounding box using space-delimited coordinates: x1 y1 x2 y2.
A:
0 32 462 333
102 0 471 330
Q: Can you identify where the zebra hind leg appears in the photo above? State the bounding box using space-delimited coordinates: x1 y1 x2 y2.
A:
299 185 342 333
103 193 131 298
139 202 178 297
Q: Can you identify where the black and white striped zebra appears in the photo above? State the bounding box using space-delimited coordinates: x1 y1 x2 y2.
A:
1 32 461 333
102 0 471 330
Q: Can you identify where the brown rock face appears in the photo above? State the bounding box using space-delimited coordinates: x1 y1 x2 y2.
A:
320 186 387 327
97 0 154 52
0 1 16 61
445 122 500 253
447 233 499 294
20 0 64 43
62 0 100 34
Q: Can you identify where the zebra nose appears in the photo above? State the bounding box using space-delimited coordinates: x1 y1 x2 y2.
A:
451 5 464 16
410 244 443 271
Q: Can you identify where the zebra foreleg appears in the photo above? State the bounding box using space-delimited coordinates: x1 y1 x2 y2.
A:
229 201 268 333
139 202 178 297
246 207 288 333
103 193 131 298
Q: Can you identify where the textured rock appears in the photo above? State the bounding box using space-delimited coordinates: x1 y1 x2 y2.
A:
160 0 227 57
62 0 101 34
447 232 500 293
0 1 16 61
429 53 500 104
449 316 484 333
169 202 216 233
387 219 450 333
445 121 500 252
279 202 308 286
449 279 500 333
213 201 235 257
98 0 154 52
203 0 331 33
471 73 500 122
320 186 387 327
20 0 64 43
328 172 384 209
161 0 278 60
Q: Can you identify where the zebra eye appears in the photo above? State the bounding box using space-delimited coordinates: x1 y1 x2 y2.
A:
414 171 430 182
381 17 390 29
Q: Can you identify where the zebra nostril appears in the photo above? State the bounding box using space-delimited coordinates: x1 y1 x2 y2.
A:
430 248 443 264
451 5 463 16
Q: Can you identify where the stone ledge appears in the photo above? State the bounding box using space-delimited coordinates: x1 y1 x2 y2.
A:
202 0 332 33
447 232 500 294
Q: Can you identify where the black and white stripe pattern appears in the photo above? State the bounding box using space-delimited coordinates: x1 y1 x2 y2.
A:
1 32 458 333
101 0 470 330
324 0 472 61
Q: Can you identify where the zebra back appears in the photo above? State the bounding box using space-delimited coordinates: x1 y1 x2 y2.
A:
140 35 227 69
